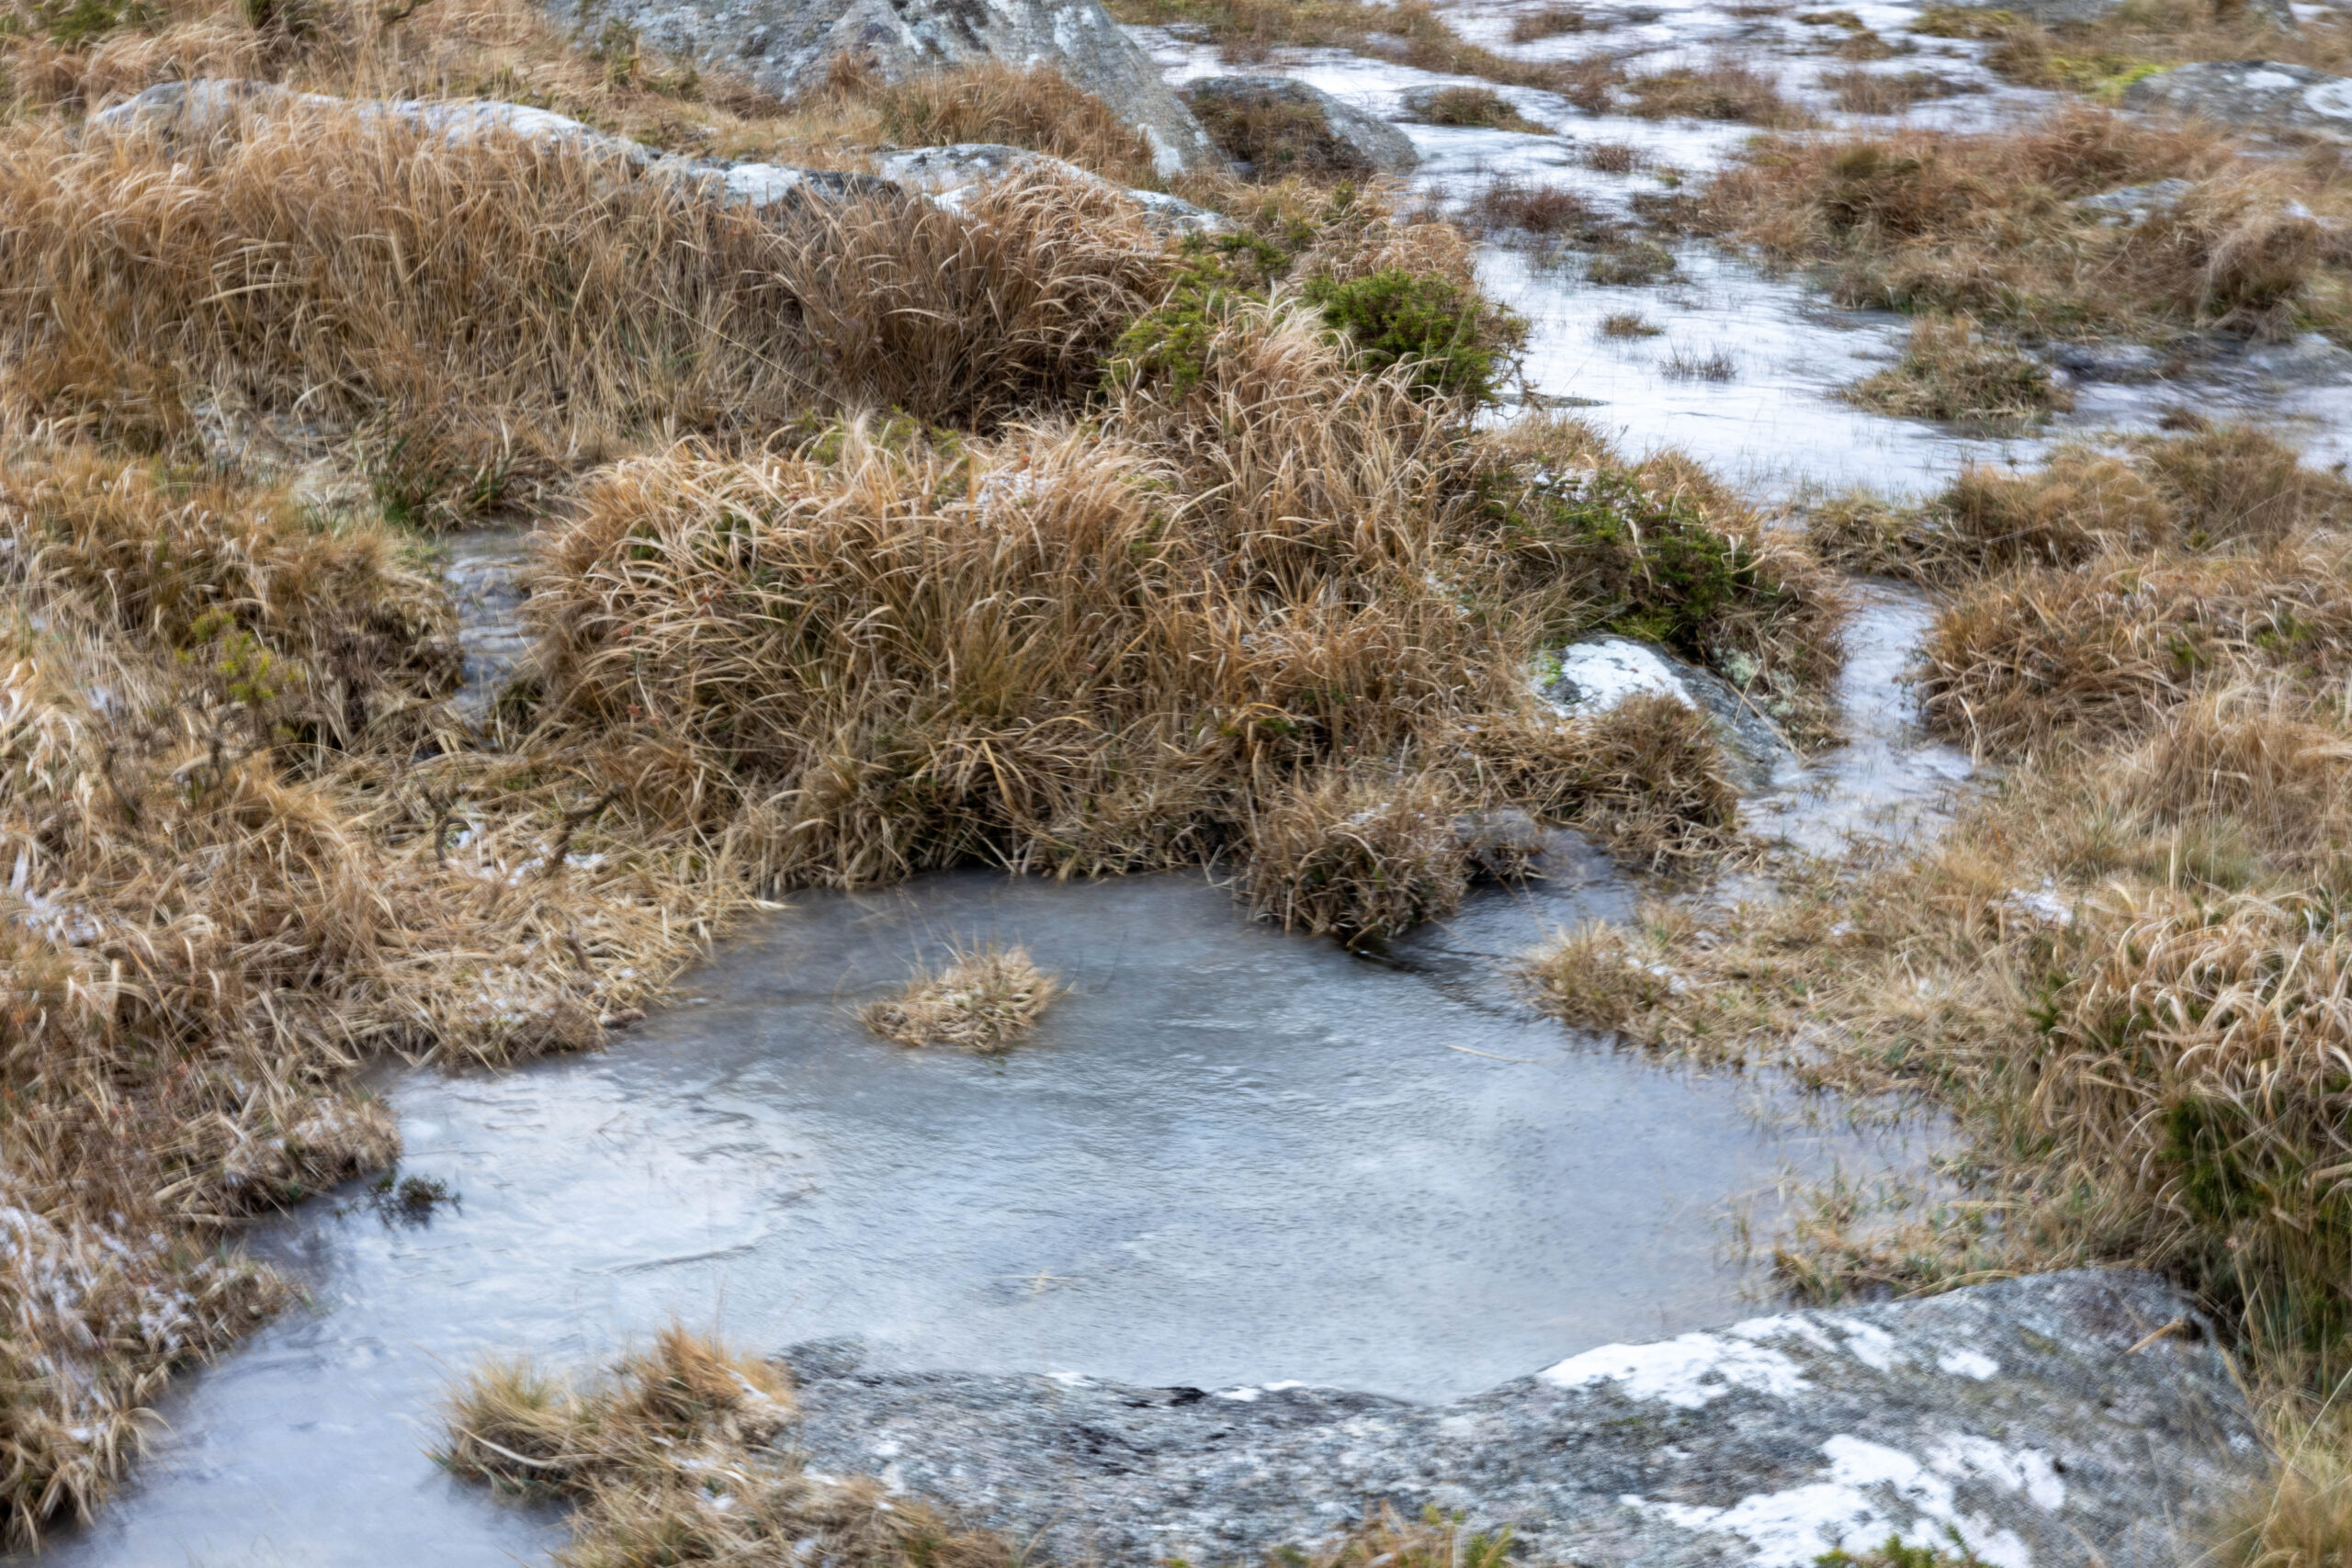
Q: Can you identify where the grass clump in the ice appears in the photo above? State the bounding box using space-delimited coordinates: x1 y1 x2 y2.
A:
1822 68 1980 115
1599 311 1662 339
1838 315 2073 431
1243 771 1471 943
1808 426 2351 588
1702 106 2349 348
1402 85 1548 133
1510 4 1599 40
1914 0 2352 96
861 946 1064 1053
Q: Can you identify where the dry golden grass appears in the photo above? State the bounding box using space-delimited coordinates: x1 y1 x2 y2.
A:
1839 315 2074 430
1702 106 2349 344
1810 426 2352 588
1619 58 1819 128
0 101 1170 521
0 445 740 1542
860 944 1063 1052
1242 769 1471 942
807 57 1164 188
1933 0 2352 95
1108 0 1623 91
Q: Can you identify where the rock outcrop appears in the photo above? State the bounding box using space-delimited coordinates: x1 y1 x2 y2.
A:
876 141 1222 232
782 1271 2259 1568
1181 74 1420 175
2122 60 2352 138
543 0 1222 175
1537 636 1795 789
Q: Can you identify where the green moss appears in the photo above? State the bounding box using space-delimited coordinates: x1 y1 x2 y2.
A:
1489 469 1785 665
1816 1534 1987 1568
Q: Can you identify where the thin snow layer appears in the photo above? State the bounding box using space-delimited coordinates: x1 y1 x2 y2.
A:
1539 1315 1815 1408
1542 637 1692 714
1629 1432 2064 1568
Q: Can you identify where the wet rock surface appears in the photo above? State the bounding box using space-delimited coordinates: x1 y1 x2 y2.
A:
782 1271 2257 1568
1538 637 1796 789
2122 60 2352 136
1182 74 1421 175
544 0 1221 174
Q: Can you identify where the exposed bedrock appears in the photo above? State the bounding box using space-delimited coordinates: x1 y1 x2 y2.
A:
541 0 1224 175
783 1271 2260 1568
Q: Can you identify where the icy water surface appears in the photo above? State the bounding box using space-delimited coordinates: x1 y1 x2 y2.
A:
37 866 1936 1568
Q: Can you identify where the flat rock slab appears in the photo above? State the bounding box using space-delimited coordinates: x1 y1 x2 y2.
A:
2123 60 2352 138
783 1271 2260 1568
546 0 1222 175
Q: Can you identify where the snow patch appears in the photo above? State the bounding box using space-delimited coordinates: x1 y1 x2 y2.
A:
1541 1328 1810 1408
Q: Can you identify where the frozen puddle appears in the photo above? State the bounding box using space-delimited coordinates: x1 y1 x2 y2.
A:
40 867 1937 1567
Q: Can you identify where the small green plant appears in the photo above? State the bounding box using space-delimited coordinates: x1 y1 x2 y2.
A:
1815 1532 1986 1567
1301 268 1522 401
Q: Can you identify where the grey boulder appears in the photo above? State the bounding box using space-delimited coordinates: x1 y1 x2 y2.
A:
2122 60 2352 138
544 0 1223 176
781 1270 2260 1568
1181 74 1419 175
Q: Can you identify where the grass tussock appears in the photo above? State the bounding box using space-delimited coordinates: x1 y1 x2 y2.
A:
1510 5 1599 41
1403 85 1548 134
1243 770 1470 942
1839 315 2073 430
1521 435 2352 1531
1108 0 1639 92
859 944 1063 1052
1926 0 2352 96
1811 426 2352 587
0 102 1170 522
810 58 1164 189
1702 106 2351 345
1184 79 1379 178
1617 58 1819 128
0 446 728 1543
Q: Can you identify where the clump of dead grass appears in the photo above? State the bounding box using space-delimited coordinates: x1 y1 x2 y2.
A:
1404 85 1548 133
1242 770 1470 942
1809 427 2350 586
0 98 1170 521
1701 106 2348 344
811 58 1164 188
1183 78 1380 178
859 944 1063 1052
443 1328 1018 1568
0 445 729 1543
1510 5 1599 41
1839 315 2072 430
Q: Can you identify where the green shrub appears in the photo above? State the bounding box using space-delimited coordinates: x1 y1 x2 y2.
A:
1302 268 1521 401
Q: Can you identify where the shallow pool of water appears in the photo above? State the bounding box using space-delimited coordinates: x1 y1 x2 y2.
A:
36 865 1937 1568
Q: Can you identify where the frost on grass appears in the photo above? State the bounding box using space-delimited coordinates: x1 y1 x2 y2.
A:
860 945 1064 1054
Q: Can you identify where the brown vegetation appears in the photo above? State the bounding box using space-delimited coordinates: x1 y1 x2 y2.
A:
1838 315 2073 429
1701 107 2350 344
860 945 1063 1051
1916 0 2352 96
1528 430 2352 1563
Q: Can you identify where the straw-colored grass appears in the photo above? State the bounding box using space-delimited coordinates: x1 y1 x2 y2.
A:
0 102 1170 522
1838 314 2073 430
1701 106 2349 344
0 445 734 1543
860 944 1063 1052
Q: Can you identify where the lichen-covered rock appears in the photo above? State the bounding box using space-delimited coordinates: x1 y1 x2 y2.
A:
1537 636 1794 789
543 0 1222 175
1180 74 1419 175
876 141 1222 232
2122 60 2352 138
783 1271 2259 1568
